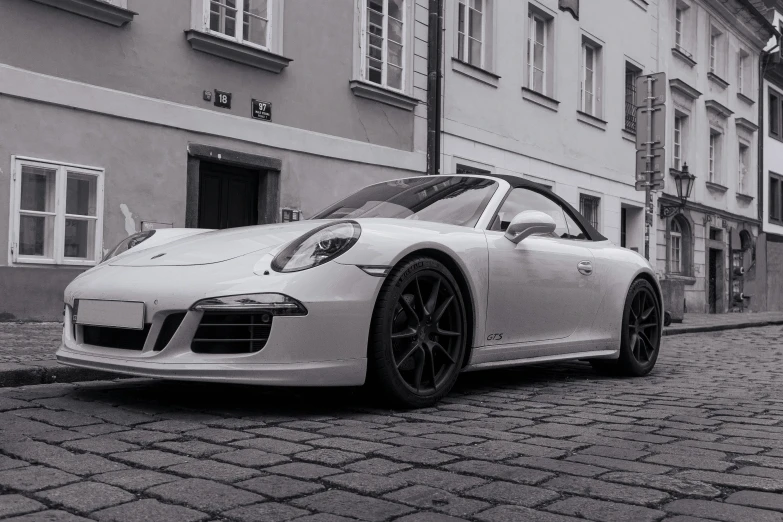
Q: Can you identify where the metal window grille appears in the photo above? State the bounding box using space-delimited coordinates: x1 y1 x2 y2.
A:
625 70 637 133
579 194 600 231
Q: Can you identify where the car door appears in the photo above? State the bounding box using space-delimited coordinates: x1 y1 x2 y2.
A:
483 188 602 354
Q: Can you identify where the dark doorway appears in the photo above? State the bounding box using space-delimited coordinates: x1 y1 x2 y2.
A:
708 248 721 313
198 162 259 229
620 208 627 248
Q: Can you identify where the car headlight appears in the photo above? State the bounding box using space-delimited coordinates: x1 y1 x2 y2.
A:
191 293 307 315
102 230 156 263
271 221 361 273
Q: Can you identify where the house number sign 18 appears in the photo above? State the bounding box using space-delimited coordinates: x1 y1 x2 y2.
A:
214 90 232 109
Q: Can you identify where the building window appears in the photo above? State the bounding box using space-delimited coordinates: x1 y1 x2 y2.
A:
738 142 749 194
771 90 782 139
457 0 484 68
673 2 694 59
674 115 684 170
580 39 602 117
527 12 546 94
206 0 273 50
709 32 718 73
10 158 104 266
737 50 751 96
708 25 726 78
625 64 641 133
579 194 600 230
675 7 683 49
455 164 491 174
709 130 722 184
363 0 405 91
670 219 682 274
771 173 782 224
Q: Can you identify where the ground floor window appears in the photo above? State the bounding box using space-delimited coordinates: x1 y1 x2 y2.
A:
670 219 682 273
579 194 600 230
771 172 783 224
667 214 691 276
10 157 104 266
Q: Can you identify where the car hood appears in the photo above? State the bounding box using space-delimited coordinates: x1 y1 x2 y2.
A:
110 221 328 266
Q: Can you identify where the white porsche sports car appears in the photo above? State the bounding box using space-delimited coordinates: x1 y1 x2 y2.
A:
58 174 668 407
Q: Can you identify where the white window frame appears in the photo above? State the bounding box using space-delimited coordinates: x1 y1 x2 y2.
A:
581 42 597 116
8 157 105 267
457 0 485 68
202 0 273 52
360 0 407 93
674 115 683 170
739 142 749 194
675 8 683 49
670 221 682 274
738 53 746 94
709 132 717 183
527 12 547 94
709 32 718 73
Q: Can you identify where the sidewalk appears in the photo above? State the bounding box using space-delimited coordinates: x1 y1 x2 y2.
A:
1 312 782 387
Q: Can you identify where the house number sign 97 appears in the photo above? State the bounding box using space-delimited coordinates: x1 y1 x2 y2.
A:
214 90 232 109
252 99 272 121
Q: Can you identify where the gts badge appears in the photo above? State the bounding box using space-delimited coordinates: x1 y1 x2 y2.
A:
487 333 504 341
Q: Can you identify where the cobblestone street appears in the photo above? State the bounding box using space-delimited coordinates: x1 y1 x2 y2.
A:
0 325 782 521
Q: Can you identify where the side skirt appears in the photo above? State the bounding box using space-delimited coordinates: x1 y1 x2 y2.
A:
462 349 619 372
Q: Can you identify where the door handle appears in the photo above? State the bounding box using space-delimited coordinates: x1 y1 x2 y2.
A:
577 260 593 276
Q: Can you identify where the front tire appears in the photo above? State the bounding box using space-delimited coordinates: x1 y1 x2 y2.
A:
368 256 468 408
591 279 662 377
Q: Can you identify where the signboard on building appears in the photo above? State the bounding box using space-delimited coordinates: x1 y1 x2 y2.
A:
252 100 272 121
281 208 301 222
214 90 232 109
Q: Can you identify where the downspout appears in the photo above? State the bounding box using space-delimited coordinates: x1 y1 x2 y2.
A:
426 0 443 176
760 52 766 223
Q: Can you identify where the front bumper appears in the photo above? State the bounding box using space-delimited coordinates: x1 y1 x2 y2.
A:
56 258 381 386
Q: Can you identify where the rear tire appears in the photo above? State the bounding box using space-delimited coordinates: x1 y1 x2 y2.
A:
368 256 468 408
590 279 662 377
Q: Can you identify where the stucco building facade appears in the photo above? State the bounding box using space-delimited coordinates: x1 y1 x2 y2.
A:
0 0 430 320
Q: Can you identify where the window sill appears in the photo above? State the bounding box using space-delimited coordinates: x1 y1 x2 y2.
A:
29 0 137 26
451 58 500 88
707 72 729 90
705 181 729 194
665 274 697 285
770 133 783 143
576 111 607 131
736 192 755 204
521 87 559 112
621 128 636 143
349 80 418 111
185 30 292 73
671 47 697 68
737 92 755 105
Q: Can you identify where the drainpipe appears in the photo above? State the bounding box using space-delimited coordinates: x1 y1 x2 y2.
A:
426 0 443 176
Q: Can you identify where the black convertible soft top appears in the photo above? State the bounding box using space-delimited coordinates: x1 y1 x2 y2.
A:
486 174 607 242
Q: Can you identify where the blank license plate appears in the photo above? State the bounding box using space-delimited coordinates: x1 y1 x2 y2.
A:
76 300 145 330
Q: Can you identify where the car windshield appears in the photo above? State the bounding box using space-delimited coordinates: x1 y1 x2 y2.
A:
312 176 499 227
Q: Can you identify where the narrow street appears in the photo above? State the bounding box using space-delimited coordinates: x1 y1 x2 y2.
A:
1 326 782 521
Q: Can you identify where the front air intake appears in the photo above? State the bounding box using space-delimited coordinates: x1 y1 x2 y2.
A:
191 312 272 354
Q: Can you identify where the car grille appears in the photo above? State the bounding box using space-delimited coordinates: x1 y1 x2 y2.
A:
153 313 186 352
191 312 272 354
82 325 151 351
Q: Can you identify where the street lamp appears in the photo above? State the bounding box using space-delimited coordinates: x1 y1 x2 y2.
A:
660 163 696 218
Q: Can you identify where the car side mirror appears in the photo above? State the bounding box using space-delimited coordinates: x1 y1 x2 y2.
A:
504 210 557 244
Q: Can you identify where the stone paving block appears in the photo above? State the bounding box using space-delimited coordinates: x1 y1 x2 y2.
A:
12 408 100 427
475 505 585 522
250 427 323 441
509 456 608 477
521 436 591 451
2 440 127 476
295 448 364 466
0 465 79 492
92 469 180 492
63 436 138 455
643 452 733 471
3 510 95 521
29 429 88 444
213 448 290 467
654 428 722 442
568 433 649 451
110 429 179 445
443 460 554 485
136 419 206 432
675 439 765 455
547 496 666 522
263 462 342 479
35 481 135 513
726 491 783 512
283 514 357 522
442 440 565 461
147 478 263 511
152 440 228 458
0 396 32 411
223 502 310 522
345 457 413 475
184 427 255 443
237 474 324 499
578 444 649 461
293 490 414 522
601 471 721 498
390 468 487 492
233 437 313 455
676 470 783 491
166 459 260 482
424 432 485 445
375 445 457 465
664 499 783 522
0 494 45 518
464 480 558 508
324 471 408 495
111 449 191 468
394 513 471 522
72 423 129 436
0 454 29 471
567 454 671 474
542 475 669 506
386 436 455 449
735 466 783 480
93 499 208 522
385 485 490 517
318 426 398 441
514 422 587 438
310 437 393 454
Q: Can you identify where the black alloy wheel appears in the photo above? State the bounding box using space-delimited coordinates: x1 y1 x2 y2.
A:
591 279 662 377
369 257 467 407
